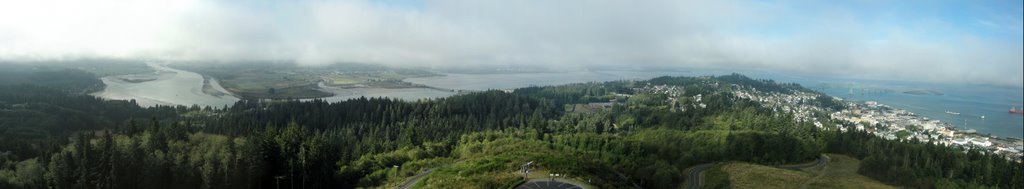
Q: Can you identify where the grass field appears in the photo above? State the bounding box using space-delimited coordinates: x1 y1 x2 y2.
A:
410 133 632 189
717 162 813 189
214 69 333 99
324 75 365 85
805 154 897 189
709 154 897 189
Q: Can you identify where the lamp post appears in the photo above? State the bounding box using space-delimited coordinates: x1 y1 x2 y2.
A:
521 161 533 179
393 165 400 178
275 175 286 189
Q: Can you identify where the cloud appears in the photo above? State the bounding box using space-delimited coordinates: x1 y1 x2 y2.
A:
0 0 1021 86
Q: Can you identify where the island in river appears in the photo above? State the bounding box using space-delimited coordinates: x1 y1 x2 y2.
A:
169 62 443 99
91 62 459 107
90 62 240 107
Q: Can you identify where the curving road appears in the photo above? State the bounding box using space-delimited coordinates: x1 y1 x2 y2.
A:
397 160 468 189
796 155 830 189
682 154 829 189
397 167 438 189
612 170 644 189
516 179 585 189
682 163 714 189
777 154 829 170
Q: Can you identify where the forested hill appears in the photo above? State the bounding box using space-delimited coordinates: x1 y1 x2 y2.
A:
0 85 185 157
0 60 153 94
0 68 103 95
0 73 1021 189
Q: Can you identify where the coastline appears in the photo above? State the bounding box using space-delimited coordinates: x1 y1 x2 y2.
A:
833 100 1023 159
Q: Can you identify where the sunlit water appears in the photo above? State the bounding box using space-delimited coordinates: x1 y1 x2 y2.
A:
792 76 1023 139
703 70 1024 139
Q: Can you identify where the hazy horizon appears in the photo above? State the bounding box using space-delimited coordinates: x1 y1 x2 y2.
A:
2 0 1022 87
2 2 1024 188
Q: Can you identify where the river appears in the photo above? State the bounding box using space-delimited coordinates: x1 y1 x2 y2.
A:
91 65 1022 138
91 62 240 107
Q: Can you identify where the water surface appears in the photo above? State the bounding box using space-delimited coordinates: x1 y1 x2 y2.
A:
91 63 240 107
314 82 456 101
93 65 1022 138
407 70 1024 138
404 71 686 91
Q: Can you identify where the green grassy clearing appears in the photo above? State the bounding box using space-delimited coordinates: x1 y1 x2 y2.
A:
718 162 813 189
806 154 897 189
708 154 898 189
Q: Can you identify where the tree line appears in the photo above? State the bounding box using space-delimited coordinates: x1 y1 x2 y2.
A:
1 72 1020 188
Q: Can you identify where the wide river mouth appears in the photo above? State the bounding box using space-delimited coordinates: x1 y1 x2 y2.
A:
91 64 677 108
90 65 1022 138
91 62 240 107
91 62 464 107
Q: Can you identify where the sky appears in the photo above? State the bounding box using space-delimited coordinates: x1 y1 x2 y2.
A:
1 0 1022 86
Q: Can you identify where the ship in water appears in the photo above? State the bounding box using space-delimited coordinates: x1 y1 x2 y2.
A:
1010 107 1024 115
945 111 960 115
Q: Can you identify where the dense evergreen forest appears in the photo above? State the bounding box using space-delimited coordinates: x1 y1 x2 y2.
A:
0 69 1021 189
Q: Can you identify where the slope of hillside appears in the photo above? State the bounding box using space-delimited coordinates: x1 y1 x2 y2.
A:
706 154 897 189
806 154 896 189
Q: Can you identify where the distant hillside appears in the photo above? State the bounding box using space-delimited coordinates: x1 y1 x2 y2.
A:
0 64 103 94
0 85 180 161
0 60 153 94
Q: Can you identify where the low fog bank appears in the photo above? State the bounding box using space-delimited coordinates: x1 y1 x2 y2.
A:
1 0 1021 87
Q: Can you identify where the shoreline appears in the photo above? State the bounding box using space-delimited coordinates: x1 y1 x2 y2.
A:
90 76 178 107
200 75 241 99
833 99 1023 159
90 62 239 107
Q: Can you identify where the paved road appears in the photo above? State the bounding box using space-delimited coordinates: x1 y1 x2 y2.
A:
797 155 830 189
397 160 469 189
611 170 644 189
682 163 714 189
777 154 829 170
682 154 829 189
516 179 585 189
397 167 438 189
